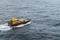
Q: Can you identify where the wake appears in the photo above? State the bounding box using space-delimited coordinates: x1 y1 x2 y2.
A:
0 25 12 31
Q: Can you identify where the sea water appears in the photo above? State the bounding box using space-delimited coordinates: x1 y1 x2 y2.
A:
0 0 60 40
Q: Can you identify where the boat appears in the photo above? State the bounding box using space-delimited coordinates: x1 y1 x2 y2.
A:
5 19 31 27
0 18 31 31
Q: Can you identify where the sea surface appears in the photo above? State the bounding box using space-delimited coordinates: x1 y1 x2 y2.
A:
0 0 60 40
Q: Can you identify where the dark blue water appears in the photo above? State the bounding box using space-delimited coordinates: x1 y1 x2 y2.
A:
0 0 60 40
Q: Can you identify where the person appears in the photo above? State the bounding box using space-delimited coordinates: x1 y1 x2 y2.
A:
8 17 28 26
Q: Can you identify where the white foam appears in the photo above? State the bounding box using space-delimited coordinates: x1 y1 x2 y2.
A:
0 25 12 31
